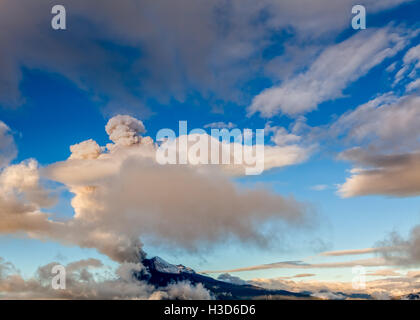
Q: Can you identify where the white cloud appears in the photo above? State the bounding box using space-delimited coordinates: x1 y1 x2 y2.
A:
332 94 420 151
406 78 420 91
248 27 412 117
270 127 301 147
394 44 420 85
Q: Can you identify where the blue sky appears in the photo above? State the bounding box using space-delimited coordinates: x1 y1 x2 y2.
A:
1 0 420 297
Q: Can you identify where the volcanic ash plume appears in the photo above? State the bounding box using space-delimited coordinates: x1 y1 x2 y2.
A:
0 115 312 264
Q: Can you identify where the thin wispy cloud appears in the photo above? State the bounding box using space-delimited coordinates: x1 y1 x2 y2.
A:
201 257 390 274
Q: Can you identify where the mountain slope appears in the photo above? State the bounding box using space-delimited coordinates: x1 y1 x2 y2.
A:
134 256 312 300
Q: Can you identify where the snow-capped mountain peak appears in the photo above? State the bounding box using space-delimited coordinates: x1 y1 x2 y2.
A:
136 255 312 300
149 256 195 274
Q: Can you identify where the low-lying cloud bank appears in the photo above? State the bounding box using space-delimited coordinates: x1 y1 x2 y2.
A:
208 267 420 299
251 274 420 299
0 257 211 300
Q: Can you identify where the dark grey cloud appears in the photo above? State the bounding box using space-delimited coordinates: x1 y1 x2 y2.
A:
0 0 414 114
0 121 16 168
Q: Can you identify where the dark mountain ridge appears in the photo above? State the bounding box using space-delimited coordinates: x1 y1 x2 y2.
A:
134 256 311 300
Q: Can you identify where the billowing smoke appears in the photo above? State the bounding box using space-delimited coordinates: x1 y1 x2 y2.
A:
69 140 102 160
0 115 312 264
105 115 146 147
